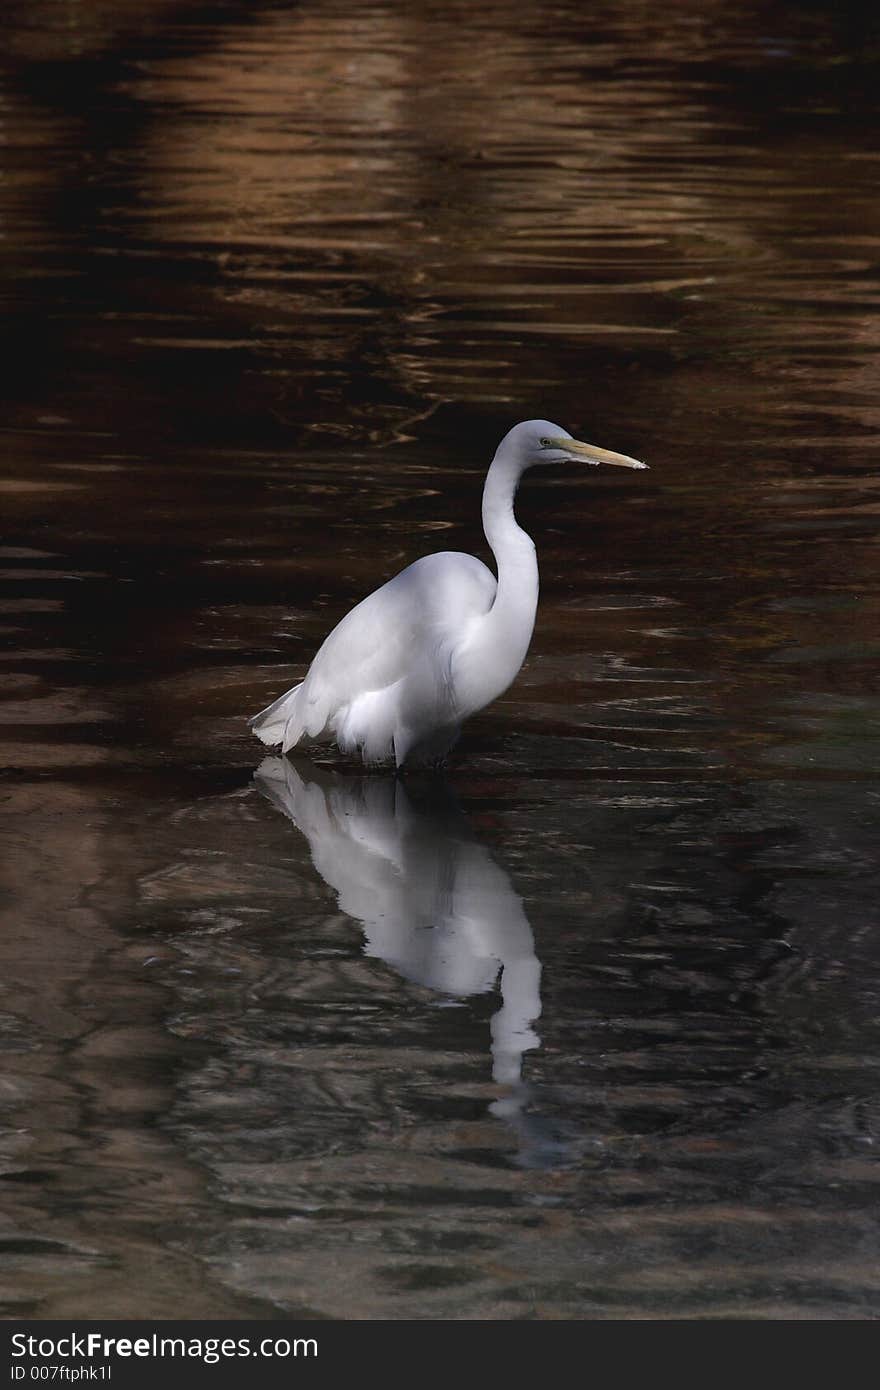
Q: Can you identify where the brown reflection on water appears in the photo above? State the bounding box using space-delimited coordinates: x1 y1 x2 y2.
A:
2 0 880 1320
0 778 284 1317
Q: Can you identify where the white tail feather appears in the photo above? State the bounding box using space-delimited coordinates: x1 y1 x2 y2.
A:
248 684 303 748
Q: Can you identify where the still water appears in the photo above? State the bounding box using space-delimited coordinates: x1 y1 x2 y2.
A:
2 0 879 1318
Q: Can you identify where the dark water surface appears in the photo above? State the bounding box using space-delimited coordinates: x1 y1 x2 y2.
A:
2 0 880 1319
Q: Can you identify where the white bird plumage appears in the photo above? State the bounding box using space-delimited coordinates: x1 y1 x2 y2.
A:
249 418 646 767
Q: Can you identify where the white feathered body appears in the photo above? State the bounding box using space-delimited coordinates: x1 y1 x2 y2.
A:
247 418 643 767
250 547 529 766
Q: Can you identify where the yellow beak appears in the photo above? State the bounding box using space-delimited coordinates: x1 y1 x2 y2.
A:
546 436 647 470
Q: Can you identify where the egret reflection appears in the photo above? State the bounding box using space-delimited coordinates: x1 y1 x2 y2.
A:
255 757 542 1123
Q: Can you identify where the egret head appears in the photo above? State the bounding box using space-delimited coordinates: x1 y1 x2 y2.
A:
496 418 647 472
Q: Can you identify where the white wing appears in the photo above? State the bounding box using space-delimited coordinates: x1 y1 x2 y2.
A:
250 551 496 760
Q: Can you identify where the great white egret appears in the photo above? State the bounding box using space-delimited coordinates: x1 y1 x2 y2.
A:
250 418 646 766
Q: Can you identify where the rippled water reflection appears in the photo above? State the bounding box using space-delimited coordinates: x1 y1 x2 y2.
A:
2 0 879 1319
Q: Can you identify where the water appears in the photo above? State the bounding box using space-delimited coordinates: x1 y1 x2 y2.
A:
2 0 879 1319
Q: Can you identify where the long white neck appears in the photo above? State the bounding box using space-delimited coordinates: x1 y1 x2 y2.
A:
454 449 538 718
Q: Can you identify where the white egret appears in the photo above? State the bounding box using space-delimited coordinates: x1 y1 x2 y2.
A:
249 418 646 766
